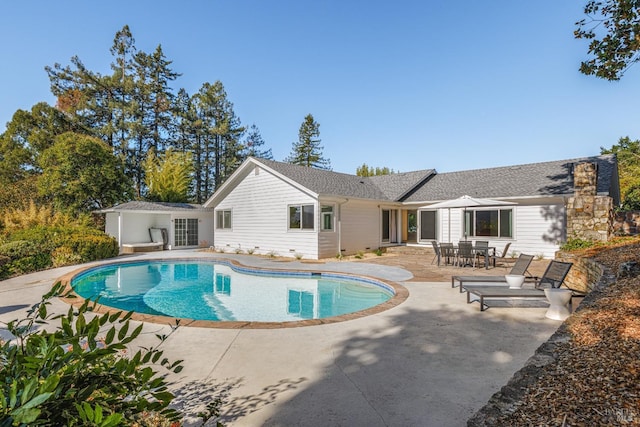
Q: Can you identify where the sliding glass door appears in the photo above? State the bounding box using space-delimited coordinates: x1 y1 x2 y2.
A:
175 218 199 247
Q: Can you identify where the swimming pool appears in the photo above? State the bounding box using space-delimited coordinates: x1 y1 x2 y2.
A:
70 260 398 324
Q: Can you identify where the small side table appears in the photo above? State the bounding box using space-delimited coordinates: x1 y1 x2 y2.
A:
544 288 572 320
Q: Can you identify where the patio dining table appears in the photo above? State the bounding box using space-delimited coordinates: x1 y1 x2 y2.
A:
439 244 495 269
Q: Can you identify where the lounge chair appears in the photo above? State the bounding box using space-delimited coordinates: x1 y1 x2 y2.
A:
451 254 534 293
465 260 573 311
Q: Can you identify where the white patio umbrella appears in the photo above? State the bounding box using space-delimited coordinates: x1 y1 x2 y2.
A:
420 195 516 242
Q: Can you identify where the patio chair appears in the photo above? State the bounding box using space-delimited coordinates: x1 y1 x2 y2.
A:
430 241 441 266
473 241 489 267
457 241 475 267
440 242 456 266
465 260 573 311
452 253 534 292
489 242 513 268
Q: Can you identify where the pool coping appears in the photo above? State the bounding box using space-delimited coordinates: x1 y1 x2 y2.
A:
54 257 410 329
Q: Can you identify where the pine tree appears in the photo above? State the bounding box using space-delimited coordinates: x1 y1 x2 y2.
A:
285 114 331 169
241 124 273 160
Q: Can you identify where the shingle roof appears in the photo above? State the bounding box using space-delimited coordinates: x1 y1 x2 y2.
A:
100 201 213 213
402 154 618 203
257 158 434 201
255 155 618 203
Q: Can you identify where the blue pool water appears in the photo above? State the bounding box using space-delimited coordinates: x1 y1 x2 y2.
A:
71 261 394 322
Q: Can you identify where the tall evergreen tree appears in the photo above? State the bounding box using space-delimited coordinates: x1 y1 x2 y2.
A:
356 163 395 176
241 124 273 160
286 114 331 169
191 81 244 202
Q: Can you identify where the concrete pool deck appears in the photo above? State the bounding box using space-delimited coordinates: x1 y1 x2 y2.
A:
0 250 562 426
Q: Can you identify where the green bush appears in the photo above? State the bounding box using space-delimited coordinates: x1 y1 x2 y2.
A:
560 238 595 251
63 233 119 262
0 226 118 279
0 283 183 425
51 246 83 268
0 240 52 279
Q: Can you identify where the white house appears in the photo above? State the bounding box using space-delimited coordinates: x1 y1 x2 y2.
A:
202 155 619 260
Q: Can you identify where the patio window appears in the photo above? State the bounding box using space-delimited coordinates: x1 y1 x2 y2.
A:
289 204 315 230
216 210 232 229
321 205 334 231
465 209 513 238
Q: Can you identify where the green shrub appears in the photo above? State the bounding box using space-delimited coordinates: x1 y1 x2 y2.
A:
64 233 119 262
0 226 118 278
0 240 52 279
51 246 83 268
560 238 595 251
0 240 42 260
0 283 183 425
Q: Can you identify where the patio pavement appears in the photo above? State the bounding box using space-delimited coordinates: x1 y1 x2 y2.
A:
0 250 562 426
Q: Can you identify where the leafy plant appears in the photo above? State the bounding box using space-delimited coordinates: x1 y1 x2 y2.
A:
0 283 183 425
246 248 255 255
375 248 384 256
354 251 364 259
560 238 596 251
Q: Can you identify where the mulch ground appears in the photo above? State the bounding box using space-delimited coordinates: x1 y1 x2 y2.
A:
492 241 640 426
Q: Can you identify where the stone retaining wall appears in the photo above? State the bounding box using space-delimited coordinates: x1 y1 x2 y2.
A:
554 251 605 294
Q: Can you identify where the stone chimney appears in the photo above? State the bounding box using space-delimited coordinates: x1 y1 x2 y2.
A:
565 162 613 242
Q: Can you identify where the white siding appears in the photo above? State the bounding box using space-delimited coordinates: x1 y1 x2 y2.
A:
509 204 565 258
338 200 381 256
214 168 319 259
431 202 565 258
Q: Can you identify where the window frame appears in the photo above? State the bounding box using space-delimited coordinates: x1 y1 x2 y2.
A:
215 209 232 230
320 204 334 232
288 204 315 231
465 208 513 239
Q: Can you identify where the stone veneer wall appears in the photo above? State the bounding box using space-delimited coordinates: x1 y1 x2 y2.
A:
467 256 616 426
565 162 614 242
613 210 640 235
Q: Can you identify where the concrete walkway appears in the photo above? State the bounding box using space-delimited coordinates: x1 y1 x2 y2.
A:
0 251 561 426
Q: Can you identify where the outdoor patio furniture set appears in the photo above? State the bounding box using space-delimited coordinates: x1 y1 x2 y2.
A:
449 253 581 320
431 241 512 269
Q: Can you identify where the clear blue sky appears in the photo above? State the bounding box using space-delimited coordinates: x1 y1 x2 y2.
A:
2 1 639 174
